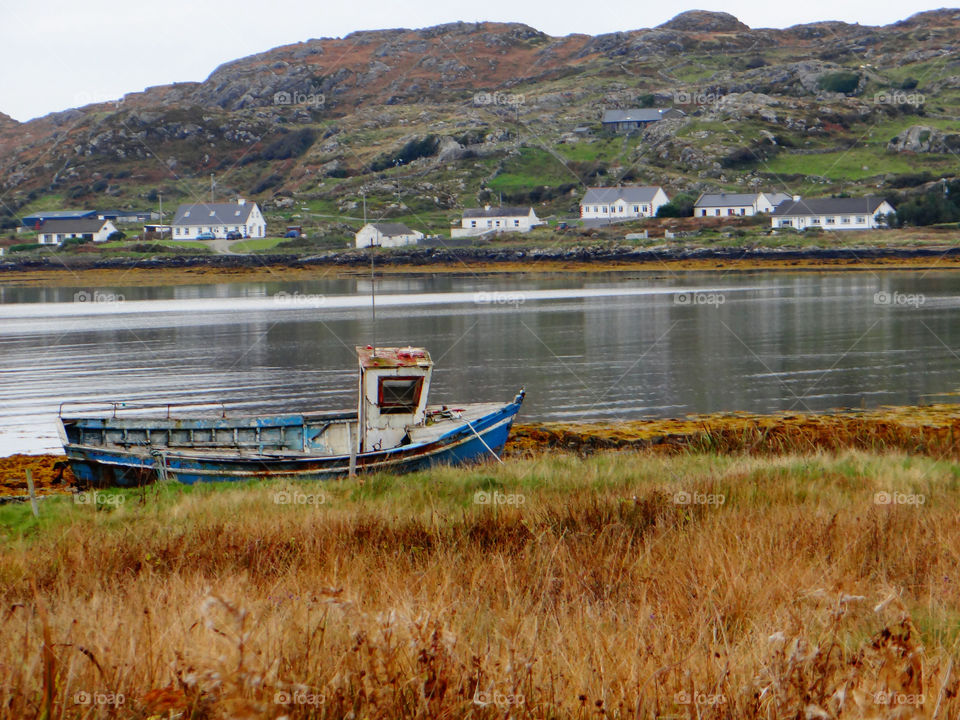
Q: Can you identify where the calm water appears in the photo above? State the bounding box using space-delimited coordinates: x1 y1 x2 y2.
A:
1 269 959 456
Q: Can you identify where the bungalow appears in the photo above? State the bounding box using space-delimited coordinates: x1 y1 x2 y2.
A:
355 222 424 248
171 199 265 240
452 206 542 238
580 186 670 221
601 108 685 132
771 197 895 231
36 218 118 245
693 192 793 217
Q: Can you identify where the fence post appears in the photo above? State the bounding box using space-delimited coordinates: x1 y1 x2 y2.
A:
25 468 39 517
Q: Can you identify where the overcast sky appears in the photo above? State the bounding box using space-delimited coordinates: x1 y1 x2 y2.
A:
0 0 944 122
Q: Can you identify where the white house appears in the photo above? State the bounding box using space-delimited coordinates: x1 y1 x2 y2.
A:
355 222 424 248
771 197 895 231
171 199 266 240
36 218 118 245
694 192 793 217
580 186 670 221
452 206 542 237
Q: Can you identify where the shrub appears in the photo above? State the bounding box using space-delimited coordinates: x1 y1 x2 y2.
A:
890 181 960 226
656 192 696 218
817 71 860 94
252 174 283 194
107 231 126 242
8 243 45 252
258 128 317 161
369 135 440 171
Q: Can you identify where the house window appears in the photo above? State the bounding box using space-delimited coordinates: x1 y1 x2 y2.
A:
701 209 707 217
602 206 608 213
825 217 835 225
856 216 865 223
378 376 424 414
633 205 639 213
810 217 820 225
642 205 648 213
715 210 720 216
470 220 477 227
841 216 851 224
514 219 520 226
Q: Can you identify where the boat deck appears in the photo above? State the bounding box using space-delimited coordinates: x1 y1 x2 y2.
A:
62 402 506 460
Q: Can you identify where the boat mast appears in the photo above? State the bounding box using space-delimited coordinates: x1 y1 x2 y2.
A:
363 191 376 355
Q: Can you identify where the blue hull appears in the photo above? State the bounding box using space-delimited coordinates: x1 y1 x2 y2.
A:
62 397 522 486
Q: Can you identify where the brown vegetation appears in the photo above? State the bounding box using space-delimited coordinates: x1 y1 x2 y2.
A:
1 450 959 718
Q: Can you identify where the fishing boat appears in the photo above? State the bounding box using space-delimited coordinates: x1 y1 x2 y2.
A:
58 346 524 486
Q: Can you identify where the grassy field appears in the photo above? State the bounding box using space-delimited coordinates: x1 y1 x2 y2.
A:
2 449 959 718
231 237 287 252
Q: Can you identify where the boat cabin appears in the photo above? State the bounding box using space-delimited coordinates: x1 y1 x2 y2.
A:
357 346 433 452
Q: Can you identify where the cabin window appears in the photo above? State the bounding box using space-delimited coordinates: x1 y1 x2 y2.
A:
378 376 424 414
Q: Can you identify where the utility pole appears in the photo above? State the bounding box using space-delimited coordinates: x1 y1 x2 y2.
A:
394 159 402 209
210 174 215 203
158 192 163 240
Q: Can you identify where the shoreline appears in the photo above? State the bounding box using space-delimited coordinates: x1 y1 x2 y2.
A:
3 245 960 286
5 403 958 498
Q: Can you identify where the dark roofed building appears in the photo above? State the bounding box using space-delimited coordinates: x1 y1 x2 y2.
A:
771 196 895 230
601 108 685 132
36 217 118 245
580 186 670 221
22 209 97 229
171 199 266 239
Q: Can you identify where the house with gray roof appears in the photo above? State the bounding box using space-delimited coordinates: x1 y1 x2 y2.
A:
36 217 118 245
694 192 794 217
771 197 895 231
452 206 542 237
580 186 670 221
171 199 265 240
602 108 685 132
355 222 424 248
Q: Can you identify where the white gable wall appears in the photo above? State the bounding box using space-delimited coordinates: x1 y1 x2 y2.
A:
355 224 424 248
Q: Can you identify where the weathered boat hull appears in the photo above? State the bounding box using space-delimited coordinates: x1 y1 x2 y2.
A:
59 395 523 486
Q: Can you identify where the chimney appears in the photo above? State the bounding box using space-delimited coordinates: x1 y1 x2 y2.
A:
237 197 246 206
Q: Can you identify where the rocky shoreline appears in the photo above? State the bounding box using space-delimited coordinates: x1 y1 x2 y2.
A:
4 244 960 274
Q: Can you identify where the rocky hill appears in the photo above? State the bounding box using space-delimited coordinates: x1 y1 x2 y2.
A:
2 9 960 236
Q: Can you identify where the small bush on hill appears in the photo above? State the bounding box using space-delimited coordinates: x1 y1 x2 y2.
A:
369 135 440 171
817 71 860 94
657 193 696 218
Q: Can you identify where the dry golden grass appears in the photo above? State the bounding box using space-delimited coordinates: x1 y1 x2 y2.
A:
1 449 959 719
